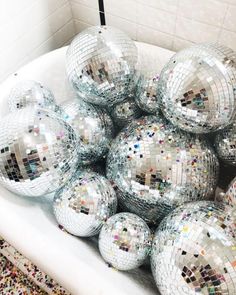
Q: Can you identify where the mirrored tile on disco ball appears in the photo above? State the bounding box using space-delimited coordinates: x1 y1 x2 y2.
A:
85 160 106 176
0 107 78 197
60 98 114 165
151 201 236 295
53 169 117 237
225 176 236 207
158 43 236 133
109 96 142 130
215 122 236 166
135 71 160 114
106 115 219 225
66 26 137 106
99 212 152 271
8 80 57 112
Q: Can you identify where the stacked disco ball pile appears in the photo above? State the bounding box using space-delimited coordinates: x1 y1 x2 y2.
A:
1 25 236 294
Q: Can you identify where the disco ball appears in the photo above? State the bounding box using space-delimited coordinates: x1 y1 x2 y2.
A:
60 98 114 164
110 96 142 129
98 212 151 270
135 71 159 114
151 201 236 295
0 107 78 197
66 26 137 106
224 176 236 207
214 122 236 166
8 80 57 112
106 115 219 225
53 170 117 237
158 43 236 133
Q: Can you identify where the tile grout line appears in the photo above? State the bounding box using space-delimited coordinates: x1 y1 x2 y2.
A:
68 0 77 39
0 1 72 57
70 1 236 39
0 19 75 82
70 0 234 31
217 4 230 42
171 0 180 51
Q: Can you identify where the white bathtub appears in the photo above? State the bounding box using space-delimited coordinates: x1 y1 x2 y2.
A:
0 42 175 295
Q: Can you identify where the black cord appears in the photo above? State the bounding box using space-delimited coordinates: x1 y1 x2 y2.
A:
98 0 106 26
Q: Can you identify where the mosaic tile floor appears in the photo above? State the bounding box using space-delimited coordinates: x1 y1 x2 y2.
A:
0 238 70 295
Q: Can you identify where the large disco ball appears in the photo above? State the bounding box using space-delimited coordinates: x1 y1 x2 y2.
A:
60 98 114 164
66 26 137 106
158 43 236 133
110 96 142 129
0 107 78 197
225 176 236 207
106 115 219 224
99 212 151 270
53 170 117 237
8 80 56 112
214 122 236 166
151 201 236 295
135 71 159 114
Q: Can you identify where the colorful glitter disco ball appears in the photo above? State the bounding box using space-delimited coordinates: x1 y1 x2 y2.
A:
66 26 137 106
224 176 236 207
151 201 236 295
135 71 159 114
110 97 142 129
158 43 236 133
214 122 236 166
60 98 114 164
99 212 151 270
53 170 117 237
0 107 78 197
106 115 219 225
8 80 56 112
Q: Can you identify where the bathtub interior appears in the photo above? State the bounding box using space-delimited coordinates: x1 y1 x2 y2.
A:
0 42 175 295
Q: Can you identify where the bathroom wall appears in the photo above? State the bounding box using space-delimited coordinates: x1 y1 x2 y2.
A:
2 0 236 82
0 0 75 82
70 0 236 52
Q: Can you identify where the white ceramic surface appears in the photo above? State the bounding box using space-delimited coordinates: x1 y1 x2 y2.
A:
0 42 174 295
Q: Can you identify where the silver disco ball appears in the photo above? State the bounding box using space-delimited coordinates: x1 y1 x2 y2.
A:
135 71 159 114
225 176 236 207
106 115 219 225
53 170 117 237
158 43 236 133
8 80 56 112
151 201 236 295
66 26 137 106
98 212 151 270
214 122 236 166
60 98 114 164
110 96 142 129
0 107 78 197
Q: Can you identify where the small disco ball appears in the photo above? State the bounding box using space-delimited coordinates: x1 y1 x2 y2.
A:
66 26 137 106
0 107 78 197
8 80 56 112
225 176 236 207
106 115 219 225
135 71 159 114
110 97 142 129
158 43 236 133
53 170 117 237
151 201 236 295
60 98 114 164
214 122 236 166
98 212 151 270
